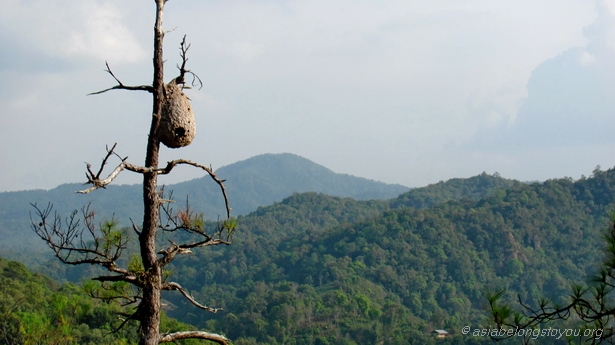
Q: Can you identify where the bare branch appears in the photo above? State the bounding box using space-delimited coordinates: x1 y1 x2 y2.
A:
77 147 231 217
158 236 230 268
109 313 137 336
89 61 154 95
30 203 130 276
157 194 233 267
77 144 151 194
76 145 232 223
78 144 129 193
157 159 231 218
78 160 160 193
93 274 140 285
157 238 195 267
130 218 142 236
174 35 203 90
158 240 193 256
86 280 142 312
176 35 189 84
162 282 222 313
159 331 230 344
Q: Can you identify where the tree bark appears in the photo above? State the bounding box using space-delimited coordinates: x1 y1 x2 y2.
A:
139 1 165 344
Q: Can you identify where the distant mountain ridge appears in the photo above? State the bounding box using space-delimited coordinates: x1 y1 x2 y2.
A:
390 171 520 209
0 153 409 254
215 153 410 213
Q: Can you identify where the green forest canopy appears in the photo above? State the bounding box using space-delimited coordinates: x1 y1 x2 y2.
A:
3 168 615 344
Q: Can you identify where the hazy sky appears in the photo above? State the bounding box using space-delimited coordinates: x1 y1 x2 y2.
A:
1 0 613 192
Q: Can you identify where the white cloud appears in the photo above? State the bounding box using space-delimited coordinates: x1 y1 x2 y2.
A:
1 0 146 65
65 3 147 63
579 51 597 66
588 0 615 46
462 0 615 187
0 0 609 192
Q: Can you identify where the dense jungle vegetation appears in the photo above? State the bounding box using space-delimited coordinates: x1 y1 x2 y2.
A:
0 257 206 345
3 167 615 344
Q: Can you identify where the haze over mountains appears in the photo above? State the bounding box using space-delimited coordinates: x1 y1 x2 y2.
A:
0 153 409 255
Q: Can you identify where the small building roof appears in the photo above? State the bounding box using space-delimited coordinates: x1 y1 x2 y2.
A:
431 330 449 334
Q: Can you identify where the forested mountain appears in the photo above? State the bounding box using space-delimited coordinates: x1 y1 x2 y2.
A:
154 168 615 344
214 153 410 212
0 153 409 257
4 164 614 344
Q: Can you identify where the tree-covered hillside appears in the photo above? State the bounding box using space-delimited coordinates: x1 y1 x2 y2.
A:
0 153 409 258
6 168 615 344
390 171 520 209
156 168 615 344
0 256 217 344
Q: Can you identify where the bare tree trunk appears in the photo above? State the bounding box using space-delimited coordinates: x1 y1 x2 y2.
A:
139 1 165 344
31 1 232 343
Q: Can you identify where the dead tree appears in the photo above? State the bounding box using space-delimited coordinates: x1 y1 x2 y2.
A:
30 1 234 344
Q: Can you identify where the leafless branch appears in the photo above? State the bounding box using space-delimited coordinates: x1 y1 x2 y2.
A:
78 143 131 193
158 235 230 268
156 159 231 218
174 35 203 90
130 218 142 236
109 313 137 335
30 203 129 273
158 240 193 256
1 297 25 325
93 274 140 286
77 159 155 193
88 281 141 306
157 194 233 267
89 143 119 180
162 282 222 313
77 147 231 220
89 61 154 95
159 331 230 344
76 144 160 194
87 282 141 335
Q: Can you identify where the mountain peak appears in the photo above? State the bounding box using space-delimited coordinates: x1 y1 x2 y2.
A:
218 152 335 177
213 153 409 214
0 153 410 253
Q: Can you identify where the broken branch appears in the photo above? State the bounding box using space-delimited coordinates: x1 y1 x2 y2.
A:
162 282 222 313
77 146 231 221
174 35 203 89
159 331 230 345
89 62 154 95
157 159 231 218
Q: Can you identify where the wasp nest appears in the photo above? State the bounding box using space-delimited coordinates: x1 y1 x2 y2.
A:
159 80 196 148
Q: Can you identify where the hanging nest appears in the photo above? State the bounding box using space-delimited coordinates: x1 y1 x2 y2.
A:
159 79 196 148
